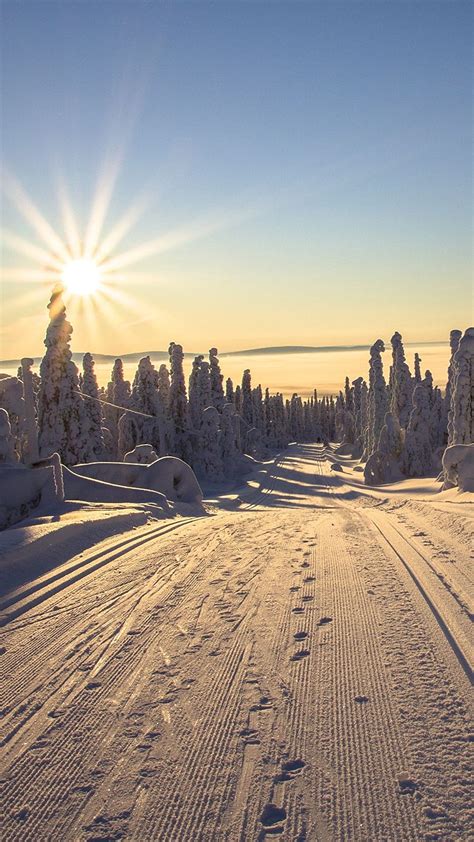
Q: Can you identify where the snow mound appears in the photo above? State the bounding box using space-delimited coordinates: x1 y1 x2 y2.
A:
72 456 203 504
124 444 159 464
64 467 169 509
442 444 474 492
0 464 56 529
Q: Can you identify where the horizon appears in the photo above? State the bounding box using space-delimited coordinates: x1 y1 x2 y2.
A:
1 1 472 359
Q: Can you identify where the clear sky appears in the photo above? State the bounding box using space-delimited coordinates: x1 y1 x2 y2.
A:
1 0 472 359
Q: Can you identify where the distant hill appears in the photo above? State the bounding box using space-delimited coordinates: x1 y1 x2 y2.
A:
0 341 445 370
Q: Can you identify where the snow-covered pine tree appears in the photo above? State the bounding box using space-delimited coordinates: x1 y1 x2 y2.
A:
220 402 239 477
225 377 234 404
157 364 170 411
364 339 387 460
82 353 105 459
209 348 225 410
446 329 463 445
131 356 166 454
364 411 403 484
168 342 190 461
447 327 474 445
234 385 242 415
414 353 422 384
390 331 413 429
104 359 131 458
196 405 224 481
37 285 94 465
0 408 17 463
198 360 212 414
189 355 204 430
252 385 265 435
241 370 253 427
404 382 433 476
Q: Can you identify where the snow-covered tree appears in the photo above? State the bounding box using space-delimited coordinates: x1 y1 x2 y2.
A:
131 356 167 454
404 382 433 476
189 355 204 430
241 369 253 427
364 411 403 485
82 353 105 459
169 342 190 461
225 377 234 404
209 348 225 410
195 405 224 481
104 359 131 458
0 408 17 463
447 327 474 446
413 353 422 384
157 364 170 411
446 329 463 445
37 285 94 465
390 332 413 429
365 339 387 459
220 403 239 477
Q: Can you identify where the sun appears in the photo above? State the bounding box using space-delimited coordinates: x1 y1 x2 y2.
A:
61 257 102 296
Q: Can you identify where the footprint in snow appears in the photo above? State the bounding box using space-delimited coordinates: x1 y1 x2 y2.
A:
260 803 287 828
293 630 308 640
354 695 369 704
290 649 310 662
317 616 332 626
292 607 304 615
275 758 306 781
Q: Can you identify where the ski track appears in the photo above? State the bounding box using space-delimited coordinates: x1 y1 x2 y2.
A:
1 444 472 841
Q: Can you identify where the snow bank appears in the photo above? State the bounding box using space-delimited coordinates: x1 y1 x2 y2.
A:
0 464 56 530
442 444 474 492
64 466 169 508
72 456 203 504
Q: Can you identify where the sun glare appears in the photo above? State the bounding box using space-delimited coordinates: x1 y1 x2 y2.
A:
61 257 101 296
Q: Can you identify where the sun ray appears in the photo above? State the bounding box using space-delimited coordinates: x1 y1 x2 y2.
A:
1 229 65 271
0 266 61 284
83 152 124 260
57 180 82 259
94 194 149 264
99 207 254 274
2 171 70 262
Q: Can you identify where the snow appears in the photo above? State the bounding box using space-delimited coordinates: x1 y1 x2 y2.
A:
72 455 203 504
443 444 474 492
1 443 471 841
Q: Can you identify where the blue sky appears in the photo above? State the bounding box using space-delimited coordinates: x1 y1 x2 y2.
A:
1 0 472 356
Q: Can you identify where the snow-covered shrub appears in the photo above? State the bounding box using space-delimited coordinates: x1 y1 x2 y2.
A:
124 444 158 464
442 444 474 492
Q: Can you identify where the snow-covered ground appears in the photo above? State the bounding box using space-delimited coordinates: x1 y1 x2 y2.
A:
0 444 472 841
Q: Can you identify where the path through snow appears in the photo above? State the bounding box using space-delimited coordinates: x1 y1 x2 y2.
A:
1 444 472 841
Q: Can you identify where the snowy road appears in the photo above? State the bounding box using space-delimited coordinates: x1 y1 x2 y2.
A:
1 445 472 841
